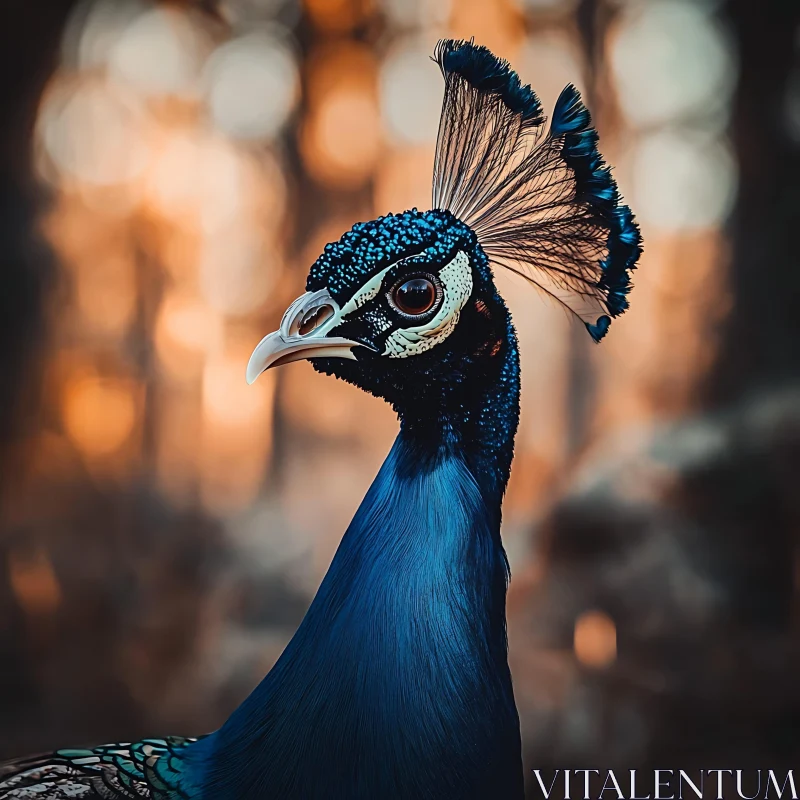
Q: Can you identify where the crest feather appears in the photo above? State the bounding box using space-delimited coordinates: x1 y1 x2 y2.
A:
432 39 642 342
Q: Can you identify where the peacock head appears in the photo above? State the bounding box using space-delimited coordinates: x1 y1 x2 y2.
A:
246 39 642 420
246 209 510 414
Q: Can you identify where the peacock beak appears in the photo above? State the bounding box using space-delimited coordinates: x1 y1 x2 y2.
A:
246 289 364 385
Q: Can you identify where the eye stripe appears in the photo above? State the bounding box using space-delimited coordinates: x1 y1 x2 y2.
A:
339 264 395 317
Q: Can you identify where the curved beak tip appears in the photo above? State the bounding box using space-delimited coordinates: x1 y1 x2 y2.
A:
245 332 280 385
245 330 364 385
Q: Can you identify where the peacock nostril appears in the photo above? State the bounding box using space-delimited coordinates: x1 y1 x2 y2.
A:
298 304 335 336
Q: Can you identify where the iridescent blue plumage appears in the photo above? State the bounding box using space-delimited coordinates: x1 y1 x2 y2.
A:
0 38 643 800
183 367 523 796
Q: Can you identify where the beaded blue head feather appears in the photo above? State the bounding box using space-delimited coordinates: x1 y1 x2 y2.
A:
432 39 642 342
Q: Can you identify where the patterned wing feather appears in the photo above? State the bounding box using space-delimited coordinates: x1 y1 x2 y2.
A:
0 738 199 800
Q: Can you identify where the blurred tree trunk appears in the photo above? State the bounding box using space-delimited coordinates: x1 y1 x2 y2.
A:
707 0 800 404
699 0 800 630
0 0 76 481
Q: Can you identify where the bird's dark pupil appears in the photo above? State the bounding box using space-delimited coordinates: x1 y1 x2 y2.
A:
395 278 435 314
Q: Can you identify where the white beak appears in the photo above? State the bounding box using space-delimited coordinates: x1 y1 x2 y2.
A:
246 289 365 385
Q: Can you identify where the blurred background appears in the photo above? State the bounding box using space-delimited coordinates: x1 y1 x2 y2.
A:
0 0 798 791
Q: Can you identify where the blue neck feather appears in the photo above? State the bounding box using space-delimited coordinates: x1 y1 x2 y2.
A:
181 328 523 800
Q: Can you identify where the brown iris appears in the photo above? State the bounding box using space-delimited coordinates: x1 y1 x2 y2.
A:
392 277 436 316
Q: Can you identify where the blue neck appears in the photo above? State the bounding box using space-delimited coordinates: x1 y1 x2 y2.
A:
185 336 523 799
397 314 521 501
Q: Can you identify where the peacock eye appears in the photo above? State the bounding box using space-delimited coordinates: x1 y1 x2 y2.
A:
391 276 438 316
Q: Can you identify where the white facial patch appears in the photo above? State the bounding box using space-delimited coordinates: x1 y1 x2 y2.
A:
339 264 394 317
382 250 472 359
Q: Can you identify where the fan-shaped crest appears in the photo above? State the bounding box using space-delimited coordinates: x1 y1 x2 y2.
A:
432 39 642 342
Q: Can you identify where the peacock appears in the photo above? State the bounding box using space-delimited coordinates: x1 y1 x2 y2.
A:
0 39 641 799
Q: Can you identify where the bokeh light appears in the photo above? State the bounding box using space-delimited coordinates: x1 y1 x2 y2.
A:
574 610 617 668
631 128 737 231
205 29 299 141
63 373 139 459
155 293 224 381
8 547 62 619
145 130 248 229
378 0 450 28
108 6 207 97
610 0 735 130
302 85 381 188
520 29 585 112
380 38 442 145
63 0 144 71
39 77 150 187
